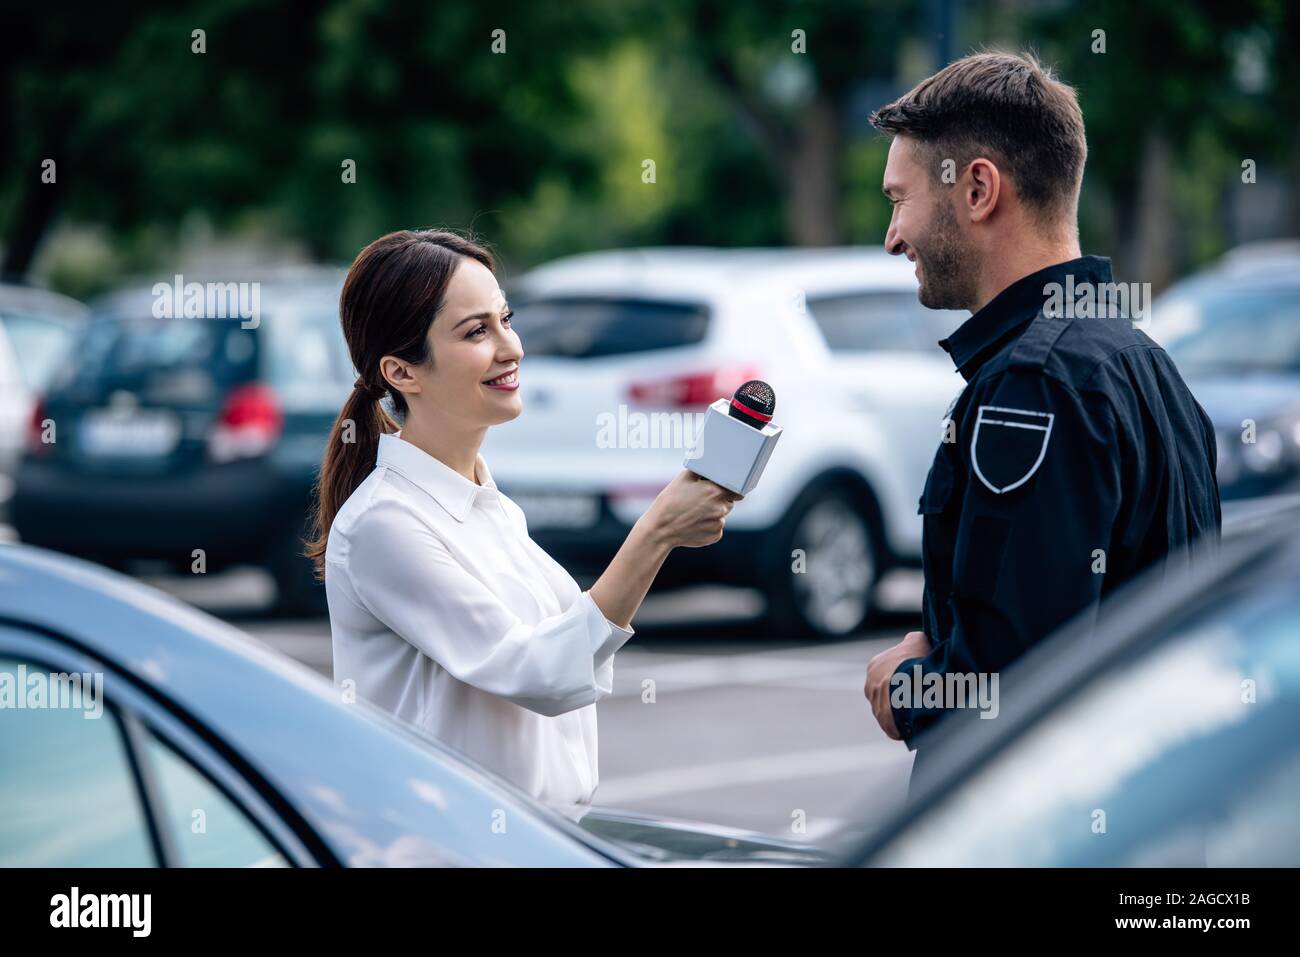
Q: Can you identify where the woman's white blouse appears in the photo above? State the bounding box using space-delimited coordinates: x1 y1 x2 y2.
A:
325 431 635 806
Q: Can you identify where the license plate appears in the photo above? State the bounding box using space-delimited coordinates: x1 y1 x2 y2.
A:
79 409 181 457
508 492 600 529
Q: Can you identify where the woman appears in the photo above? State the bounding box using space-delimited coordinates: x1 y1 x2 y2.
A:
306 229 739 806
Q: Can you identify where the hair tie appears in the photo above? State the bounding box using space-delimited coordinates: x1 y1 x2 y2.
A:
354 377 383 398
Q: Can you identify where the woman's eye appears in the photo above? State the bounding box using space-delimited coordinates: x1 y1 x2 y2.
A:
467 312 511 339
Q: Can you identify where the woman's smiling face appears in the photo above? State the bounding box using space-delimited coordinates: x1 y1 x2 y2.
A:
384 257 524 430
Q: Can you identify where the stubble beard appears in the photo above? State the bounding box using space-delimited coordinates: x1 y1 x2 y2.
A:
915 196 978 312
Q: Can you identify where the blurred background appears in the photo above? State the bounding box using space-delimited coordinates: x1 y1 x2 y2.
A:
2 0 1299 848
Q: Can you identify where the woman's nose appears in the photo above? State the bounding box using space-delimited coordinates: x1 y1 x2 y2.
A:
498 335 523 362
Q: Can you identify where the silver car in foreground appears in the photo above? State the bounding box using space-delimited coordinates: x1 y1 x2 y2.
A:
0 543 831 867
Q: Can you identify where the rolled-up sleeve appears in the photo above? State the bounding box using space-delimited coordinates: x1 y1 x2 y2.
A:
345 500 634 717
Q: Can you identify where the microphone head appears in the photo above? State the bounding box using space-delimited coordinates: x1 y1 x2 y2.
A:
727 379 776 429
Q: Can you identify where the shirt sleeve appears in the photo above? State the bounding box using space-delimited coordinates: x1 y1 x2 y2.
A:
891 368 1123 744
345 498 634 717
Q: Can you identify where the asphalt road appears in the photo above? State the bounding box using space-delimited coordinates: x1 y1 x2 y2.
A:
144 567 924 845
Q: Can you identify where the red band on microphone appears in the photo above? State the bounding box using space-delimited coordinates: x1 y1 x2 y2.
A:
730 397 772 423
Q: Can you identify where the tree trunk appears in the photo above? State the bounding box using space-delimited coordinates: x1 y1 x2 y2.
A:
784 96 842 246
1130 131 1176 292
2 135 65 281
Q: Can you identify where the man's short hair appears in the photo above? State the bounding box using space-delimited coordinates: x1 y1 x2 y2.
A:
870 51 1087 224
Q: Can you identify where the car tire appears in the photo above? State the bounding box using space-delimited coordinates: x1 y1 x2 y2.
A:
764 481 885 639
269 522 328 618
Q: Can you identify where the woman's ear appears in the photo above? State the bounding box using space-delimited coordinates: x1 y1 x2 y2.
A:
380 355 422 397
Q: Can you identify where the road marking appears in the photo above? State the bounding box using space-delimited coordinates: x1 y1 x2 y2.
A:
594 743 909 805
610 639 889 693
248 629 893 691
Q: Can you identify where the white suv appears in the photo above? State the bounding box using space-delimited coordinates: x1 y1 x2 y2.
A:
482 248 966 637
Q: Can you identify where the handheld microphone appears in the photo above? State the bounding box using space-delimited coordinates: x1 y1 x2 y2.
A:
684 379 783 495
728 379 776 429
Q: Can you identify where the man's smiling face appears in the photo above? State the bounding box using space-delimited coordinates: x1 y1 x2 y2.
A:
882 135 977 311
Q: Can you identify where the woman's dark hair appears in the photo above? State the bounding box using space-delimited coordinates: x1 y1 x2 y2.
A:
305 228 495 578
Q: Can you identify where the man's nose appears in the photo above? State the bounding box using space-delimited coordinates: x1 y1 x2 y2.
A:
884 214 905 257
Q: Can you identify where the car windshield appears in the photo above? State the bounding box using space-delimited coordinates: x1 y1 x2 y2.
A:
805 291 967 352
0 312 78 389
260 294 355 406
866 578 1300 866
506 297 710 359
62 289 350 399
68 313 258 392
1154 281 1300 375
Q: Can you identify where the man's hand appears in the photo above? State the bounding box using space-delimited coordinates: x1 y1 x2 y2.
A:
865 631 932 740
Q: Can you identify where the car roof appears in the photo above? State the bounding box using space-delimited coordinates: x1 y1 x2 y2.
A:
0 542 610 866
0 283 89 320
1161 242 1300 295
1216 239 1300 276
88 266 347 318
514 246 919 302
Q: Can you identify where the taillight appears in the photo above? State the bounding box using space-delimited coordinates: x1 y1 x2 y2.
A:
626 366 762 408
209 382 283 463
26 395 51 457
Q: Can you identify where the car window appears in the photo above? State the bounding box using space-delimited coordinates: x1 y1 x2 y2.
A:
806 291 966 352
0 657 157 866
0 313 77 389
1155 283 1300 375
508 297 710 358
69 313 258 392
870 581 1300 866
260 297 355 406
141 728 288 867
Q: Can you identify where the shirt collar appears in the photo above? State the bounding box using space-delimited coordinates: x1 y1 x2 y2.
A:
939 255 1114 381
376 430 498 522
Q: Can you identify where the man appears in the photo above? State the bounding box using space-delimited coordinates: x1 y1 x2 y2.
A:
862 52 1221 791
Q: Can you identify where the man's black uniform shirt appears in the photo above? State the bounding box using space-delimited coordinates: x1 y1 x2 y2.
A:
892 255 1222 746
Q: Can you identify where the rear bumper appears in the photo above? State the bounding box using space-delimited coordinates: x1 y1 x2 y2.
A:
11 458 307 567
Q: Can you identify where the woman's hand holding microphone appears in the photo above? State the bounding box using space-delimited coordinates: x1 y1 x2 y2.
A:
643 469 743 547
588 470 742 630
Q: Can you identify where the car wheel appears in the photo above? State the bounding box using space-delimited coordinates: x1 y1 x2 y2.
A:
269 524 327 618
766 484 883 639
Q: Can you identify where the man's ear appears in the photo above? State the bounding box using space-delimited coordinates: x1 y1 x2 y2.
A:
965 157 1001 224
380 355 421 397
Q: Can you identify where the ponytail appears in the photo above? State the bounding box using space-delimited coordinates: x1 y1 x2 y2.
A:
305 382 398 579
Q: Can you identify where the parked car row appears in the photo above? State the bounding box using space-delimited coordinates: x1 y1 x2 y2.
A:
5 243 1300 630
11 268 350 615
1148 240 1300 504
0 283 89 518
